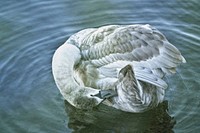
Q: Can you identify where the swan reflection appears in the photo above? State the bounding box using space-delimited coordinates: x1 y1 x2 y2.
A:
64 100 175 133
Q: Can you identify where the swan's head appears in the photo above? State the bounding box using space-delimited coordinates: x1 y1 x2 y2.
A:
68 87 104 110
73 94 101 110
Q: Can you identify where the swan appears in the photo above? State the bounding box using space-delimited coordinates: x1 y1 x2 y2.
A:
52 24 186 113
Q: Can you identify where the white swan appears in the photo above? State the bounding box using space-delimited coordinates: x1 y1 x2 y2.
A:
52 24 186 113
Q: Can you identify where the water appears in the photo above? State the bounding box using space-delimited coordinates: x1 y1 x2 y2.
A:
0 0 199 132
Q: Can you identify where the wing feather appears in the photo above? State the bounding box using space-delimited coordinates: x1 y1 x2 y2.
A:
68 24 185 88
134 67 168 89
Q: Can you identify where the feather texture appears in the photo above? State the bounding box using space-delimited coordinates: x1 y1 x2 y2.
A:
53 24 186 112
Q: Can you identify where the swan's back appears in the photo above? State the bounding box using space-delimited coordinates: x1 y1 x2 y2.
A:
68 24 185 89
52 24 185 112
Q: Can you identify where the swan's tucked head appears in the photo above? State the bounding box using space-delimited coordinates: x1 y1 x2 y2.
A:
68 87 104 110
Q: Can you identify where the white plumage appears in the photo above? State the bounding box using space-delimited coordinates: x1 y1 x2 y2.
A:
52 24 186 112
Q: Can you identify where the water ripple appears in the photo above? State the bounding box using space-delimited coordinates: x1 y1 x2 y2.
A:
0 0 200 132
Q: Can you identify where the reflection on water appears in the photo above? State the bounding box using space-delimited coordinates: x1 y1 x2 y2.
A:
65 100 175 133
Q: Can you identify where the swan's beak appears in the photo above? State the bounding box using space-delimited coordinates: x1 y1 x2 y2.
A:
92 89 118 99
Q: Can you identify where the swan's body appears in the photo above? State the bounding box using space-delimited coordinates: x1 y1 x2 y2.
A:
52 24 185 112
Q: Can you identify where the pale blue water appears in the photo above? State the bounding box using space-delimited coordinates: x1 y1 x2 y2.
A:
0 0 200 133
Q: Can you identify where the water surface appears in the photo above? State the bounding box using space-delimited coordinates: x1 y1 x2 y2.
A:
0 0 200 133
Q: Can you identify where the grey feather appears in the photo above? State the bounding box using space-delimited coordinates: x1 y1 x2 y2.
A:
53 24 186 113
134 67 168 89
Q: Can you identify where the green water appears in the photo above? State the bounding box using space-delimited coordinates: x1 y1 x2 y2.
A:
0 0 200 133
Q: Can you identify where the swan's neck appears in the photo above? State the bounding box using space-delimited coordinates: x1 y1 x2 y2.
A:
52 43 102 109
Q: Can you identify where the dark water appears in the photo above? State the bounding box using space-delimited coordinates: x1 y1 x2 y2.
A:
0 0 200 133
